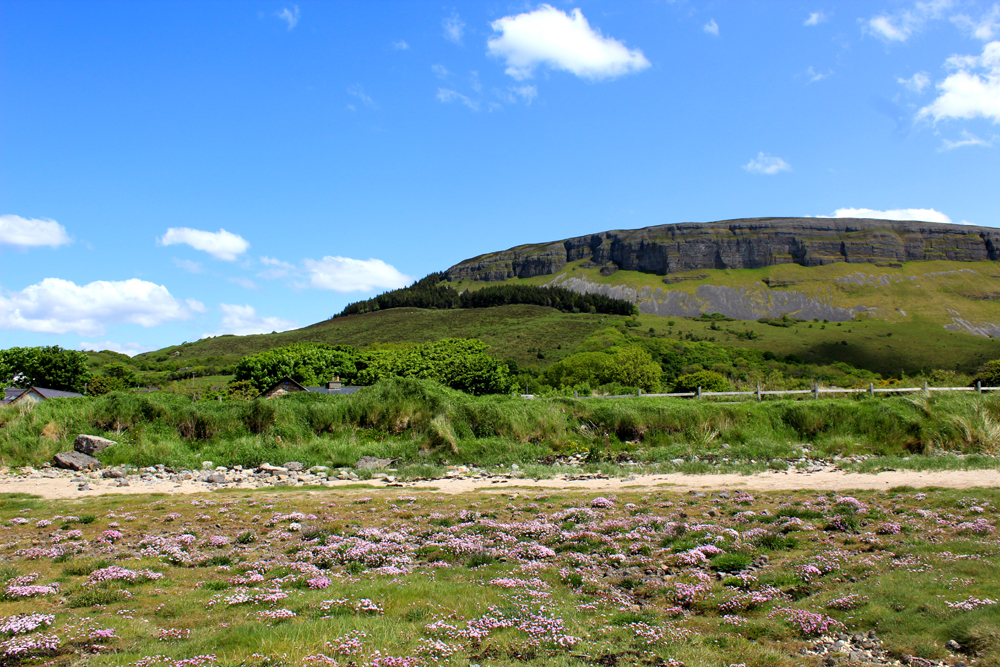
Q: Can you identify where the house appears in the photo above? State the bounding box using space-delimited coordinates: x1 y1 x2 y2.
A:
258 376 361 399
1 386 84 405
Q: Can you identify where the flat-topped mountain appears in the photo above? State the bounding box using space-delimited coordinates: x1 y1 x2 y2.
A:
446 217 1000 281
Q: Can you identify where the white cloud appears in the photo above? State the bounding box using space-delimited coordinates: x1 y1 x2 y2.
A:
487 5 650 81
159 227 250 261
302 256 412 292
807 66 832 83
437 88 479 110
742 152 791 175
443 13 465 44
703 19 719 36
866 0 953 42
432 63 452 80
918 41 1000 123
202 304 296 338
899 71 931 93
953 5 1000 41
513 85 537 103
940 130 995 149
828 207 962 224
0 278 201 336
0 214 71 248
347 85 378 110
77 341 153 357
392 40 409 50
805 11 828 26
277 5 300 30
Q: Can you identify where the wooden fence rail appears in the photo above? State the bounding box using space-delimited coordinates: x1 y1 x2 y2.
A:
521 382 1000 401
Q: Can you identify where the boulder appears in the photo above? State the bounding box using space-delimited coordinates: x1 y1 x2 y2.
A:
101 467 126 479
53 451 102 471
355 456 394 470
74 434 117 456
284 461 304 472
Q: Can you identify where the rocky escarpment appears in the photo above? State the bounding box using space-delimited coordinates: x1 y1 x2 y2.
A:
548 276 867 322
446 218 1000 281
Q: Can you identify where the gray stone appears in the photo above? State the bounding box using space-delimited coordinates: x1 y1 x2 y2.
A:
53 451 102 471
945 640 962 652
284 461 304 471
201 461 214 470
206 473 227 484
102 467 126 479
355 456 394 470
74 434 117 456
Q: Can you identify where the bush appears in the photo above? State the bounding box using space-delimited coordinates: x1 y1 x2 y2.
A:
673 370 731 393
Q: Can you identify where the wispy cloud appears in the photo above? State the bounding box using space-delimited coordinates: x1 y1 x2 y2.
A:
437 88 480 111
703 19 719 36
229 277 258 290
743 153 791 175
277 5 300 30
158 227 250 261
347 85 378 110
432 64 452 80
806 66 832 83
865 0 953 42
172 258 204 274
804 11 828 26
898 71 931 93
443 13 465 44
940 130 995 150
0 214 71 248
392 40 409 50
952 5 1000 41
487 5 650 81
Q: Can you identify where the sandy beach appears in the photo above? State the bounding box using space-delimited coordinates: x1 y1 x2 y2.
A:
1 467 997 500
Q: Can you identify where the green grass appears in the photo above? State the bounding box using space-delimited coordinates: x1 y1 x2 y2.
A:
5 379 1000 474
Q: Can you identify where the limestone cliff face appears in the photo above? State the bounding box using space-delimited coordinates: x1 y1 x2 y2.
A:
445 218 1000 281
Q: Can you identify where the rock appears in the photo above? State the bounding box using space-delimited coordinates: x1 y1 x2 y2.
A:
74 434 117 456
355 456 394 470
284 462 304 471
201 461 214 470
53 451 102 471
116 479 130 487
672 458 685 465
309 465 329 473
206 473 227 484
77 483 91 491
945 640 962 652
102 467 126 479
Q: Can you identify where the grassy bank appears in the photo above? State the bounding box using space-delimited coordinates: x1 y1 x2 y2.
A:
3 379 1000 472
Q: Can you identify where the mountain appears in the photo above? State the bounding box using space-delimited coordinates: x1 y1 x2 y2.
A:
445 217 1000 333
446 217 1000 280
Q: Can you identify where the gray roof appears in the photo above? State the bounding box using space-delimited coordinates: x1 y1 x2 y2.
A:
1 386 83 404
305 386 362 395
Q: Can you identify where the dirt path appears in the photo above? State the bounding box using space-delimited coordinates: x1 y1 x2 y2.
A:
2 468 998 500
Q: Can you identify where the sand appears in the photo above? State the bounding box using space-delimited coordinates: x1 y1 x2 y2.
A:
1 467 998 500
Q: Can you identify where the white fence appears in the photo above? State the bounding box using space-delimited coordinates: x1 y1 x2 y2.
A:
522 382 1000 401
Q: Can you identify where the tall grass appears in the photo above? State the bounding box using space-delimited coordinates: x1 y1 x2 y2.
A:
1 378 999 469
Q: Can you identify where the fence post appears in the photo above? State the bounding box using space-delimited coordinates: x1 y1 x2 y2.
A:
638 388 642 396
697 386 702 399
574 390 578 398
869 382 874 397
977 381 982 394
813 384 819 400
756 384 761 401
923 381 929 392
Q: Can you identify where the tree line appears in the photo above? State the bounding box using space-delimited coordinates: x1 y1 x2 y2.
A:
336 273 638 318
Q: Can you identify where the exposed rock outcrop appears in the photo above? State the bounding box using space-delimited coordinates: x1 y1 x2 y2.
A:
446 218 1000 282
548 276 866 322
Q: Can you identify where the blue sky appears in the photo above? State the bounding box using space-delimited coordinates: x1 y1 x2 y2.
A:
2 0 999 355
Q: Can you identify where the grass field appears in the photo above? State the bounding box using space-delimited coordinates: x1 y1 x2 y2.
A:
1 484 997 666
